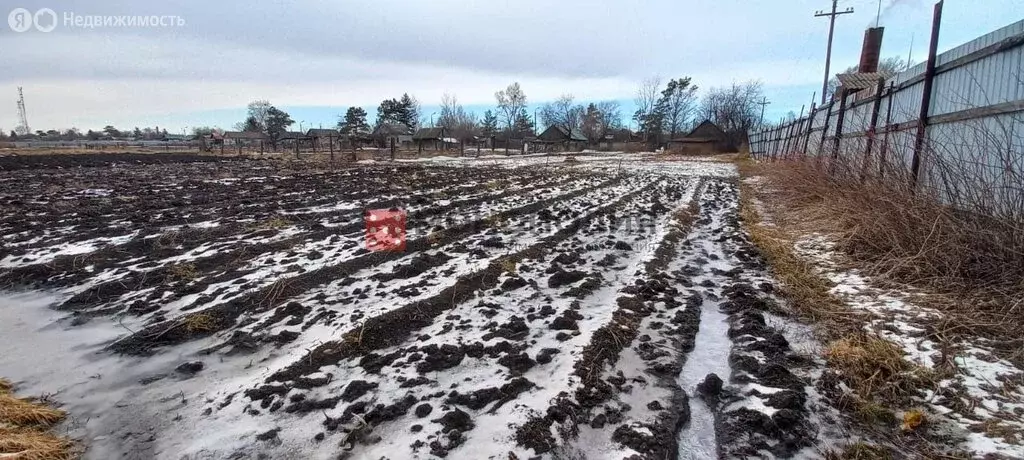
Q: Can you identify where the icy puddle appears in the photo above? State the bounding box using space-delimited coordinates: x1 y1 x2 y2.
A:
676 296 731 459
675 183 738 459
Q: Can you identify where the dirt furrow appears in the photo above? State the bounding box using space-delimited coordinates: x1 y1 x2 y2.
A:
107 174 625 354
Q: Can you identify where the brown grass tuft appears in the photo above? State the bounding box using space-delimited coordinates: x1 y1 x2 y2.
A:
182 313 216 333
0 395 66 427
823 441 893 460
167 263 198 281
0 379 75 460
824 336 937 408
0 427 76 460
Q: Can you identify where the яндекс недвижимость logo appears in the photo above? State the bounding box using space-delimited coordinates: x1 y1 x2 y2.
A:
8 7 184 32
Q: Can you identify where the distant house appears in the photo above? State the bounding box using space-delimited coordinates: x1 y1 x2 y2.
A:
372 123 413 148
412 127 452 151
223 131 266 144
668 120 735 154
537 125 587 151
305 128 339 140
304 128 342 151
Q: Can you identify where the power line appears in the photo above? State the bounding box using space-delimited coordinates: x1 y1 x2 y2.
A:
756 97 770 126
815 0 855 105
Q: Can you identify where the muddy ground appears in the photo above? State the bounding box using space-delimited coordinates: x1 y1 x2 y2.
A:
0 153 863 459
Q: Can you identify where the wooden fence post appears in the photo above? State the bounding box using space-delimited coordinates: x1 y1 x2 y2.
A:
329 134 335 166
911 0 943 189
390 137 396 160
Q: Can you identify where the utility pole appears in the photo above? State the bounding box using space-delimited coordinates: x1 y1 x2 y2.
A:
815 0 854 105
757 97 770 127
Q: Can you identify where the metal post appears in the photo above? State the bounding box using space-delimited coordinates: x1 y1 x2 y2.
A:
818 99 834 163
803 103 817 157
862 77 886 182
831 89 849 174
879 82 895 178
911 0 943 189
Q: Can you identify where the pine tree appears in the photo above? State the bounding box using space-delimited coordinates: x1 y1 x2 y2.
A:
339 107 369 135
397 93 419 131
481 110 499 137
512 108 534 137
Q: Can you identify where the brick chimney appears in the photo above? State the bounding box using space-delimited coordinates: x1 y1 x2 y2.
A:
859 27 884 73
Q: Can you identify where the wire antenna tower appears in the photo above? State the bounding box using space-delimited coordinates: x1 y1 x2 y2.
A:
15 87 30 135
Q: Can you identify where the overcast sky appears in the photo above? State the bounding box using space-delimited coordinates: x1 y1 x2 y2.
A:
1 0 1021 133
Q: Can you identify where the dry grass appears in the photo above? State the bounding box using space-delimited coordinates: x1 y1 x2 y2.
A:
824 336 938 409
167 263 198 281
253 216 291 231
751 157 1024 362
823 442 893 460
0 379 75 460
738 181 861 328
182 313 216 333
500 258 518 275
736 162 947 450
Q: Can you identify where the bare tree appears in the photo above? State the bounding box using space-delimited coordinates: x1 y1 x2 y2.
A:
540 94 584 134
438 93 478 141
633 77 662 136
597 101 623 135
244 100 272 132
699 81 764 144
660 77 698 139
495 82 527 133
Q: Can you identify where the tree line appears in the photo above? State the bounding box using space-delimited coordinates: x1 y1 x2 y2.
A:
3 77 768 148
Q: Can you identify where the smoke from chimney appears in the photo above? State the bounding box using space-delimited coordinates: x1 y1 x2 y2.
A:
859 27 885 73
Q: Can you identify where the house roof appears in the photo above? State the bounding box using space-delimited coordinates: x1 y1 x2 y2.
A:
836 72 886 92
279 131 306 140
223 131 265 140
306 128 339 137
682 120 728 140
541 125 586 142
373 123 413 136
412 127 445 140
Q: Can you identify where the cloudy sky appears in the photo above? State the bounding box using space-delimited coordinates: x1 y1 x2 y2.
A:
1 0 1021 134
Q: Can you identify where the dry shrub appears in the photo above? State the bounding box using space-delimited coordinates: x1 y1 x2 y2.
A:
760 157 1024 354
0 378 11 393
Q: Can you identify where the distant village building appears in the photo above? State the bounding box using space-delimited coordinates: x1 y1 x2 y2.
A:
668 120 735 154
372 123 413 148
412 127 457 152
537 125 587 151
223 131 266 145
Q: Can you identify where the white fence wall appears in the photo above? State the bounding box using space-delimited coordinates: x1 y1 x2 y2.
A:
749 19 1024 191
